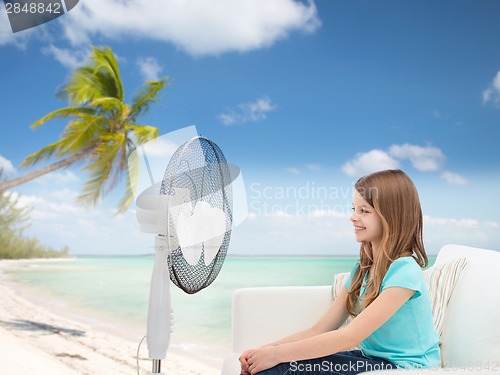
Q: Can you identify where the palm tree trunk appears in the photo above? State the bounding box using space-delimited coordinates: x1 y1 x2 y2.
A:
0 151 88 191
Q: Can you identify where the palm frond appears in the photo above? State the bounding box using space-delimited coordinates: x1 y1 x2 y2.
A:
58 116 106 154
61 69 106 104
91 46 124 101
20 140 65 167
31 107 96 129
115 161 137 214
129 78 168 120
126 124 159 145
89 97 124 113
77 132 126 206
21 46 167 213
60 47 124 104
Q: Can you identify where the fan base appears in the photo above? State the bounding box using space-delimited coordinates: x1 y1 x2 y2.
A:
148 358 164 374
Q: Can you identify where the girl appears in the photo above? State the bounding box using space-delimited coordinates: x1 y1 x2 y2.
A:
239 169 440 375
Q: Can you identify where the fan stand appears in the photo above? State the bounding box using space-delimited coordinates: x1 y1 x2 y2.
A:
134 135 236 374
147 235 171 375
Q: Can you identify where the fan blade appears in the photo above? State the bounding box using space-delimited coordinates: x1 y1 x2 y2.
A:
174 196 202 265
201 203 226 266
176 211 203 265
172 201 226 266
167 187 192 249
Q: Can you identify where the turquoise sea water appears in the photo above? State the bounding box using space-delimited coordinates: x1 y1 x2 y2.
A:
2 256 359 347
3 255 436 349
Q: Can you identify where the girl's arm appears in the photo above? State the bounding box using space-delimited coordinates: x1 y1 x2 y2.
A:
245 286 415 375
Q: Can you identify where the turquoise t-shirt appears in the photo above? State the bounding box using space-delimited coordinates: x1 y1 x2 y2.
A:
344 256 441 369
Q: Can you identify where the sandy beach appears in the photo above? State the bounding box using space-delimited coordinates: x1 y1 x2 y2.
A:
0 259 223 375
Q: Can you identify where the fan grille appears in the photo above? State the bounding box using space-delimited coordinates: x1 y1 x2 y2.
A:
160 136 233 294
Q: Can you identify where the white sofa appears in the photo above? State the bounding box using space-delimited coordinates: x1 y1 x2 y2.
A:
221 244 500 374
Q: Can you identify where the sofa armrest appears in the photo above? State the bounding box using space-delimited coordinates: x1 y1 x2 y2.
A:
231 285 333 353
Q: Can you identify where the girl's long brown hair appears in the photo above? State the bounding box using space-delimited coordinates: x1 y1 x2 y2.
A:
346 169 428 317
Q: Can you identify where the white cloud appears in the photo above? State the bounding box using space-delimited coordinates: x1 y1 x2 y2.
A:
35 170 80 185
309 209 346 218
341 149 400 177
137 57 162 81
14 188 152 254
284 164 321 174
482 70 500 105
0 7 25 47
424 215 484 228
0 7 13 44
306 163 321 172
41 45 128 69
16 193 80 221
0 155 16 174
441 171 468 186
0 6 53 48
50 188 79 201
61 0 320 56
12 183 499 256
12 192 43 207
230 208 356 255
219 97 277 125
342 143 464 184
41 45 89 69
246 212 258 221
285 167 300 175
232 210 500 255
141 137 179 157
424 214 500 252
389 143 445 172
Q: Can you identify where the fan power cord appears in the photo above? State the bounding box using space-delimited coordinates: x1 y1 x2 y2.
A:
136 334 147 375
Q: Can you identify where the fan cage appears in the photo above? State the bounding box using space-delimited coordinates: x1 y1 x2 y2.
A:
160 136 233 294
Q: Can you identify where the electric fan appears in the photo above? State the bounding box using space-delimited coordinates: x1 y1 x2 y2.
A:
135 135 234 374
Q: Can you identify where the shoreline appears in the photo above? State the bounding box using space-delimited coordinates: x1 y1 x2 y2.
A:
0 258 225 374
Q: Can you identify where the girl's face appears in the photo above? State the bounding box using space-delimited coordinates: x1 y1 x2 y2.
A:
350 190 384 251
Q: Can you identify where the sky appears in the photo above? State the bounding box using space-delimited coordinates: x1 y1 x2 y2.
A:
0 0 499 256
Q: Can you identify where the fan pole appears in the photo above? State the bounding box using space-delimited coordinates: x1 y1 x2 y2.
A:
147 235 171 374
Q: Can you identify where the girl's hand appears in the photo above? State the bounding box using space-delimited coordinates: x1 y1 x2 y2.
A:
244 346 280 375
239 350 251 375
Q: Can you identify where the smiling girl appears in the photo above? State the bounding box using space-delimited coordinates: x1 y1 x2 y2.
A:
239 169 440 375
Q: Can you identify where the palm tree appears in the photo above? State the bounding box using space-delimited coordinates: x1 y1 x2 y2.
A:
0 46 167 213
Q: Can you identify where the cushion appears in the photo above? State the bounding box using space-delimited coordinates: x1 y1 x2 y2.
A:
332 272 353 328
423 258 467 343
433 245 500 367
332 257 467 343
